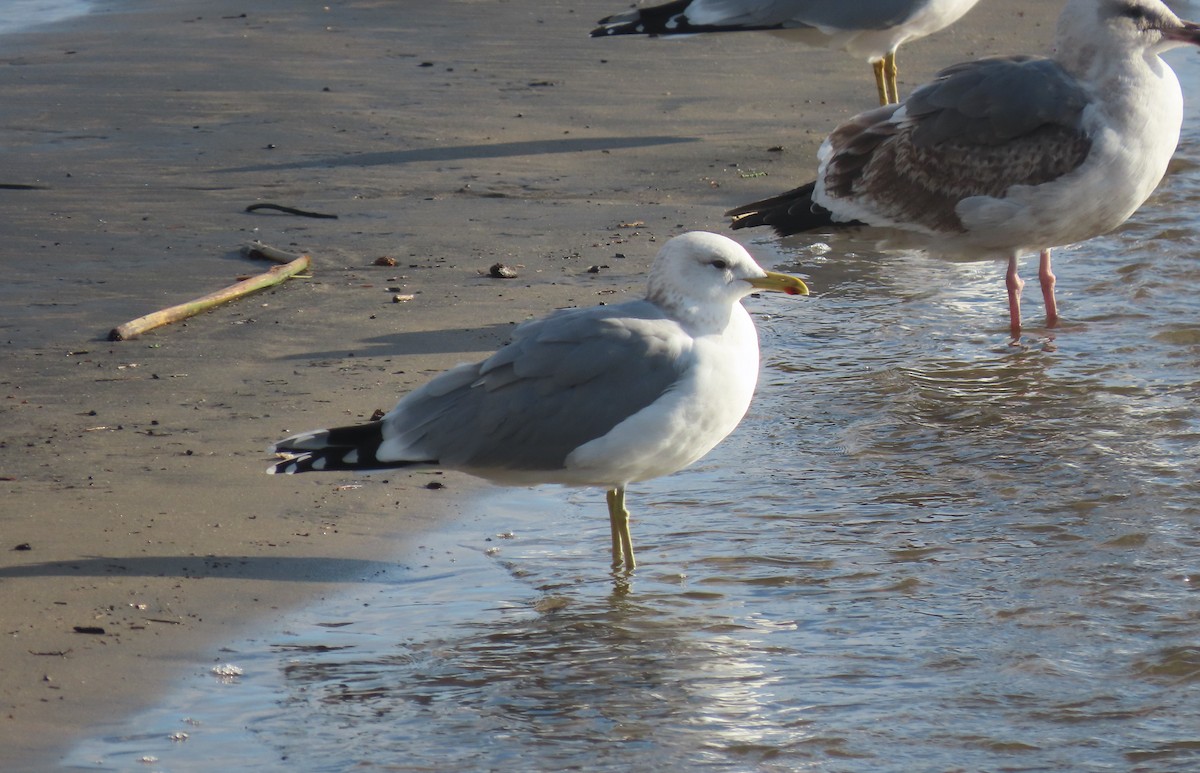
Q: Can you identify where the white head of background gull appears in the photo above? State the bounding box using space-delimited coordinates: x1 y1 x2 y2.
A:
728 0 1200 341
591 0 983 104
267 232 808 573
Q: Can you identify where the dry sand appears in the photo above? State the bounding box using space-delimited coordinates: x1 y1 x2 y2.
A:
0 0 1055 766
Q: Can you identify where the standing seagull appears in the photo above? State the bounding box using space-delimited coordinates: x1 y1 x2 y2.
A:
591 0 983 104
268 232 808 572
727 0 1200 340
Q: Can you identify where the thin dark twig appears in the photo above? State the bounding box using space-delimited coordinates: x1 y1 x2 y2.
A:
245 203 338 219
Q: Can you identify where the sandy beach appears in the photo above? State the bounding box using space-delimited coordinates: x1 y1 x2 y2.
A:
0 0 1055 766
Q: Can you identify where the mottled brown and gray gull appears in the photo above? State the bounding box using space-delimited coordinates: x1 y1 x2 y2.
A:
728 0 1200 340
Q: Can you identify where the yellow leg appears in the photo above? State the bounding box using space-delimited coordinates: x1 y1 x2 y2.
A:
606 487 635 572
872 59 888 106
884 50 899 105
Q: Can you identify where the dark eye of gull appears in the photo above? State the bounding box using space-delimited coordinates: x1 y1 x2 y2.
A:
1116 3 1152 28
710 259 729 270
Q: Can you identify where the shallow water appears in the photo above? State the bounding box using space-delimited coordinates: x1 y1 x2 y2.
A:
0 0 95 37
67 54 1200 772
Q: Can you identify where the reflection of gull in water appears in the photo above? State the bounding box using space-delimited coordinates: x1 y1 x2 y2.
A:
729 0 1200 341
591 0 983 104
268 232 807 572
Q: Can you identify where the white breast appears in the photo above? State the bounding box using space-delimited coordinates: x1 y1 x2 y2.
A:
564 306 761 487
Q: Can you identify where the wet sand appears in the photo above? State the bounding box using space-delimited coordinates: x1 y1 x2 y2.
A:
0 0 1054 766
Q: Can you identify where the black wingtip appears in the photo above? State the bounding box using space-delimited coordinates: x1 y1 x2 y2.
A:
590 18 649 37
591 0 786 39
726 181 843 237
267 421 386 474
266 420 440 475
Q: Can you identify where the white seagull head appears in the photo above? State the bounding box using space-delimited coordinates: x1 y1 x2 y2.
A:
1061 0 1200 60
646 232 808 327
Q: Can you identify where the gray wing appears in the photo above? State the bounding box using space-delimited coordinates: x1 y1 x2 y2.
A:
686 0 930 29
906 56 1092 146
770 0 932 30
378 300 691 472
595 0 927 34
822 55 1093 233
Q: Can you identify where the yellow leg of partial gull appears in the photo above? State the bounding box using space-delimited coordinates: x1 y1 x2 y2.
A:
884 50 899 105
606 487 635 571
872 59 888 106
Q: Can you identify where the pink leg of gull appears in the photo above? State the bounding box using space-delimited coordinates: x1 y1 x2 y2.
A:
1005 254 1024 342
1039 248 1059 328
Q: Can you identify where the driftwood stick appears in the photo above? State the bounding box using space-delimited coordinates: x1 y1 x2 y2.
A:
108 248 312 341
